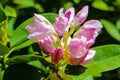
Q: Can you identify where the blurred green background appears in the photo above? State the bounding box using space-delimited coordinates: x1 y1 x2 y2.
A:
0 0 120 80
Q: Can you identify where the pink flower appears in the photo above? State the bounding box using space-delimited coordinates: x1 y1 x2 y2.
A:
68 20 102 65
68 37 96 65
54 7 75 36
68 37 87 65
26 6 103 65
26 14 55 40
51 47 63 64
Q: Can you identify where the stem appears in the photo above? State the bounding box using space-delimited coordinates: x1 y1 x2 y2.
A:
1 56 6 70
63 25 74 63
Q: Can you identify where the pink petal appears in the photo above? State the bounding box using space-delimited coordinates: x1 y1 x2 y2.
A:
54 16 69 36
68 37 87 65
74 25 98 47
83 20 103 32
59 8 64 16
72 5 88 26
65 7 75 24
80 50 96 65
26 14 55 40
51 47 63 64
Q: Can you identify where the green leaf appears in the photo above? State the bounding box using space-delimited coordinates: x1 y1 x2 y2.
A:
92 0 114 11
0 43 9 55
5 5 17 17
28 60 48 73
6 55 44 65
116 19 120 30
65 64 86 75
13 0 44 12
10 13 58 48
7 18 16 37
71 75 93 80
42 13 58 23
0 3 6 23
81 45 120 76
12 40 37 51
101 19 120 41
10 18 33 47
13 0 34 8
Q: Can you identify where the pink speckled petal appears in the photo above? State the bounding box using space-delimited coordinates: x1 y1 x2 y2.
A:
72 5 88 26
80 50 96 65
65 7 75 23
83 20 103 32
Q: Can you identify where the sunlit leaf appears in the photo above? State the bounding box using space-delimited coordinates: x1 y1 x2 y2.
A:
28 60 48 73
81 45 120 76
13 0 34 8
12 40 37 51
101 19 120 41
71 75 93 80
5 6 17 17
92 0 114 11
6 55 44 65
0 43 9 55
116 19 120 30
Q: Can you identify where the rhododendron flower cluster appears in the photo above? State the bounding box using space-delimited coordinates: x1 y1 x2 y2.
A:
26 5 102 65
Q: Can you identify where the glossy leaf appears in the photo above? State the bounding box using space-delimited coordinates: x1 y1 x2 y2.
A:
5 6 17 17
71 75 93 80
6 55 44 65
0 3 6 23
0 43 9 55
116 19 120 30
92 0 114 11
81 45 120 76
28 60 48 73
12 40 37 51
101 19 120 41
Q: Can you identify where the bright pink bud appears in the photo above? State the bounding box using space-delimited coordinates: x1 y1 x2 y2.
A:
68 37 87 65
72 5 88 26
54 7 75 36
26 14 55 40
38 36 55 54
80 50 96 64
51 47 63 64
